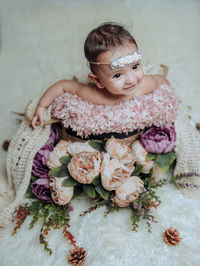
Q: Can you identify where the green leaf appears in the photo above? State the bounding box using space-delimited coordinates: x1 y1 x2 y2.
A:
95 184 110 200
83 185 96 198
92 174 101 186
31 175 38 182
146 153 157 161
131 164 143 176
156 152 176 173
73 185 83 197
49 165 68 178
62 177 78 187
60 156 71 166
88 140 104 151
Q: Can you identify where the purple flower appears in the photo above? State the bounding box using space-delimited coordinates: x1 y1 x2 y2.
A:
32 125 59 178
31 178 53 203
140 125 176 154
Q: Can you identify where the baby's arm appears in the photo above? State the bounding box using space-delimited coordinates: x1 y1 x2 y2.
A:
31 80 85 128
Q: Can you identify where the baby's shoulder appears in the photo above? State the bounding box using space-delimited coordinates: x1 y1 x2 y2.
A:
77 83 115 105
141 74 170 94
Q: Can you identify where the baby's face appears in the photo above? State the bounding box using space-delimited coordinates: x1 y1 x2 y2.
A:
96 43 144 97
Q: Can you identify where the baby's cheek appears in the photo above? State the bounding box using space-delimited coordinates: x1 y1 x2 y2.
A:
138 71 144 83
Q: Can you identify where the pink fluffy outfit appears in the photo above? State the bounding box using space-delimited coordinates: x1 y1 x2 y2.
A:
51 84 179 138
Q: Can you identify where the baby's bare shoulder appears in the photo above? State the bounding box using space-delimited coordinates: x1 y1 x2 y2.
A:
150 74 170 87
75 82 105 104
141 74 170 94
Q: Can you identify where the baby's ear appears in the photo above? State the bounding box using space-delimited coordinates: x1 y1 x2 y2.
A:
88 73 104 89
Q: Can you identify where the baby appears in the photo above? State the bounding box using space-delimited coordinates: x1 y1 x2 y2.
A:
31 22 169 129
30 22 200 194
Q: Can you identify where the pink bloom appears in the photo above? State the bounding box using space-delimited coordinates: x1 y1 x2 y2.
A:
140 125 176 153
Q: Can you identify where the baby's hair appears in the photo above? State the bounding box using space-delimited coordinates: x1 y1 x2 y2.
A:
84 22 138 73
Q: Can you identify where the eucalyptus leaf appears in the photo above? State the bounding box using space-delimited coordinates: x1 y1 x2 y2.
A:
146 153 157 161
49 165 68 178
95 184 110 200
60 155 72 166
156 152 176 173
88 140 104 151
83 185 96 198
93 174 101 186
62 177 78 187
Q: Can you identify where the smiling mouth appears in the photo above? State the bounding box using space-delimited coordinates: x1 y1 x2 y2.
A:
124 83 137 90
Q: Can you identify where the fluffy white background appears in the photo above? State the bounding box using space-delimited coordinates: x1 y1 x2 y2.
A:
0 0 200 265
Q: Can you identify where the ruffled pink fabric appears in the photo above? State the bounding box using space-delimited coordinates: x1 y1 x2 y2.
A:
51 84 179 138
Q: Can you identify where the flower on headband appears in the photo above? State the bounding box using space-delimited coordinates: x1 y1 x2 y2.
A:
110 51 142 69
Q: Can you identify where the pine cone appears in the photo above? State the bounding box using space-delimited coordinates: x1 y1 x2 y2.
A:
163 227 181 246
67 246 87 265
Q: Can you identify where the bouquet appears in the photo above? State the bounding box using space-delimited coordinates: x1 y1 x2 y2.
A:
12 124 176 265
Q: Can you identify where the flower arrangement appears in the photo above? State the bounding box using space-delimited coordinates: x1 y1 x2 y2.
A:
12 124 176 265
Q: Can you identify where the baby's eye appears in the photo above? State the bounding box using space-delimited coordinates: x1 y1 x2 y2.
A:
113 73 121 78
132 64 139 70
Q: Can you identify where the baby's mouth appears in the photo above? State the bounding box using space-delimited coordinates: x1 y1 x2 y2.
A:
124 83 137 90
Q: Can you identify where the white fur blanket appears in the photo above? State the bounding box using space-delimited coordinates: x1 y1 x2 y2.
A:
1 180 200 266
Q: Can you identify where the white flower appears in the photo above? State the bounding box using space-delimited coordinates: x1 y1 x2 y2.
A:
131 140 153 173
47 140 69 169
105 137 134 164
114 176 144 207
67 141 96 156
68 151 101 184
50 176 73 205
101 153 134 191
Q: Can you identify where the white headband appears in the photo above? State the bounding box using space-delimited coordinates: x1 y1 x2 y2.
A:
89 51 142 69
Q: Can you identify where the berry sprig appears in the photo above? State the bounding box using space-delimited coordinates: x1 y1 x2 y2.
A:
12 205 29 235
62 227 77 248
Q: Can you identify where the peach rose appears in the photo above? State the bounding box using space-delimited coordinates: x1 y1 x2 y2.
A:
114 176 144 207
68 151 101 184
49 176 73 205
105 137 134 164
131 140 153 173
101 153 134 191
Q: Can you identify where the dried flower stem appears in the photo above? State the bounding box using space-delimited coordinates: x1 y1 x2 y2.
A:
79 205 97 217
63 227 77 248
12 205 29 235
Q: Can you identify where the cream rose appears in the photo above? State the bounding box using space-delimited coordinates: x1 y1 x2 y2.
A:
105 137 134 164
101 153 134 191
47 140 69 169
131 140 153 173
114 176 144 207
68 151 101 184
49 176 73 205
67 141 96 156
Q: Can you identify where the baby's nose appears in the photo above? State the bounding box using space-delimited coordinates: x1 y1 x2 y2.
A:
125 72 136 84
